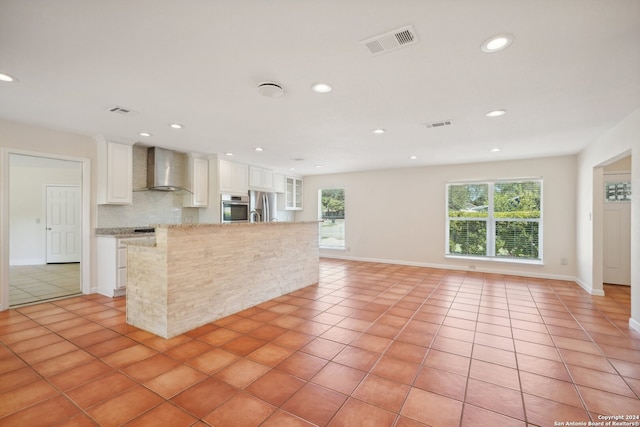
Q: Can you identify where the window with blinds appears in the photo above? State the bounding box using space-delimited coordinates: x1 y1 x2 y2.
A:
319 188 345 249
447 180 542 261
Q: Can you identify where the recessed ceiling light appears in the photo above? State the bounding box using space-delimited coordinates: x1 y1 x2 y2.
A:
169 123 183 129
311 83 332 93
139 132 151 137
315 164 323 168
0 73 18 82
372 129 386 134
481 34 514 53
409 155 417 160
254 147 264 152
225 152 234 156
490 148 502 152
289 167 296 171
486 109 506 117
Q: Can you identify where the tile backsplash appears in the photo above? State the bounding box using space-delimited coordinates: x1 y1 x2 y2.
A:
97 191 199 227
97 144 200 227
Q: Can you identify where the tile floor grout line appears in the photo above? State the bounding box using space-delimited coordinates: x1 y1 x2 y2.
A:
535 279 610 421
534 279 640 412
9 263 81 307
0 297 129 423
512 278 537 426
284 270 445 427
301 267 446 426
48 296 205 426
533 277 634 419
458 276 495 427
0 259 636 426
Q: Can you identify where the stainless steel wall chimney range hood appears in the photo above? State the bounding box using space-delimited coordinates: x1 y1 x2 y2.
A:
147 146 185 191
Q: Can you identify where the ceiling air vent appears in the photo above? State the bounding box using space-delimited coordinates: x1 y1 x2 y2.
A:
425 120 452 129
106 105 139 116
361 25 418 56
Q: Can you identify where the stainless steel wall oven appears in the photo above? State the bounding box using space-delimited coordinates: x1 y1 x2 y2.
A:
221 194 249 223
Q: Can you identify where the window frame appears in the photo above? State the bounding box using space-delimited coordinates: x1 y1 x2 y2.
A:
445 178 543 264
318 187 346 250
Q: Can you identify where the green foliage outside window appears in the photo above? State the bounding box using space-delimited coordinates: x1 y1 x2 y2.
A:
496 221 539 258
321 188 345 219
320 189 345 249
448 184 488 216
449 220 487 255
447 181 541 260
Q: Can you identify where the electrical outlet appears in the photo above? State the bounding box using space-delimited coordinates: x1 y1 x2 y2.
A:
561 258 568 266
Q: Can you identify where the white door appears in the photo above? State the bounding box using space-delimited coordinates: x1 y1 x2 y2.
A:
603 174 631 285
46 185 81 263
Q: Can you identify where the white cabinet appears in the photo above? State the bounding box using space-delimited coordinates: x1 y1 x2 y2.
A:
285 176 303 210
219 159 248 195
274 173 286 194
184 156 209 207
249 166 275 191
96 137 133 205
97 235 155 297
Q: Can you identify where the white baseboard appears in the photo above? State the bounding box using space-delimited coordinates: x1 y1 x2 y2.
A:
573 277 606 296
630 318 640 333
9 258 46 266
320 253 583 287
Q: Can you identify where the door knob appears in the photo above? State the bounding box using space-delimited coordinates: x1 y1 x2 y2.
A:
47 227 52 230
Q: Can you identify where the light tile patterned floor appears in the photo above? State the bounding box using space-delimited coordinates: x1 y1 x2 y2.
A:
9 263 81 306
0 258 639 426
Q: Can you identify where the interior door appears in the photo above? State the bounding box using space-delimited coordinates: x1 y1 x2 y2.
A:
46 185 81 263
603 174 631 285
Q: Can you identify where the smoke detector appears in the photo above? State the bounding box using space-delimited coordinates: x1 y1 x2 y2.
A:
257 82 284 98
361 25 418 56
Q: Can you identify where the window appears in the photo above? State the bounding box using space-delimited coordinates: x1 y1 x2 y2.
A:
447 180 542 261
318 188 345 249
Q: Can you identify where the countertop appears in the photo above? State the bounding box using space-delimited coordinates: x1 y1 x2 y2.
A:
95 227 156 237
151 221 319 229
96 222 319 236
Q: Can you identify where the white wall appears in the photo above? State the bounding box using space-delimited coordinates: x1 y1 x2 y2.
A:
576 107 640 330
0 118 97 308
300 155 577 280
10 161 81 264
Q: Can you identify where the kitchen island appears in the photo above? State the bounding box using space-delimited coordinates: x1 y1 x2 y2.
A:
125 222 319 338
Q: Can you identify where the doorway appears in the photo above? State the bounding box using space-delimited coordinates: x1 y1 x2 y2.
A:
594 154 632 296
2 152 89 308
603 171 631 285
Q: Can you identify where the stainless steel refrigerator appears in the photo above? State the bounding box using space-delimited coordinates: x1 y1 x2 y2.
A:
249 191 277 222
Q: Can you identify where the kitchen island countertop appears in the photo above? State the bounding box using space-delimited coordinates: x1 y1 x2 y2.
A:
97 222 318 239
149 221 320 228
95 227 155 237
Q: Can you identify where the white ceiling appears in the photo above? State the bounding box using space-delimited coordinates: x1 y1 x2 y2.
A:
1 0 639 176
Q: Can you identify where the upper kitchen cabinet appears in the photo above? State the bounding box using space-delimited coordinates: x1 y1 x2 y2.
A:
96 136 133 205
249 165 274 192
285 176 303 210
274 173 286 194
184 155 209 207
218 159 248 196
